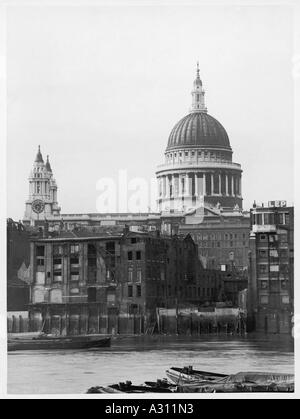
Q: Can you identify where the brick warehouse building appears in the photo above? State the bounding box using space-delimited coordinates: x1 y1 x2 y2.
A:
248 202 294 334
28 226 235 335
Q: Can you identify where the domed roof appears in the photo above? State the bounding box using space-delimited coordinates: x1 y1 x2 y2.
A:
166 112 231 151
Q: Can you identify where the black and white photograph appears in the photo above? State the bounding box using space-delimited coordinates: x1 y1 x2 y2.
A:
1 0 299 401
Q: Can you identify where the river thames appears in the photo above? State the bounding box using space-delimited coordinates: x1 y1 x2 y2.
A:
7 334 294 394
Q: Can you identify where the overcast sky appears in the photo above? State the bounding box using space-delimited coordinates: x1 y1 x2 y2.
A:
6 2 294 220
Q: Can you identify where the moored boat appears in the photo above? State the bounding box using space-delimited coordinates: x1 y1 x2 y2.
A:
87 380 175 394
8 334 111 351
166 365 228 385
174 369 294 393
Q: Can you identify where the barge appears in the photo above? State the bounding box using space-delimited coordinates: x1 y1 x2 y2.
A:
8 333 111 351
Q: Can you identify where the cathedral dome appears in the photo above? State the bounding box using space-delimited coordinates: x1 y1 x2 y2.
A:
166 112 231 151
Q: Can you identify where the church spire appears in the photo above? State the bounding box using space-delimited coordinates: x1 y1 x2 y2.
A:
190 63 207 113
45 155 52 173
34 145 44 163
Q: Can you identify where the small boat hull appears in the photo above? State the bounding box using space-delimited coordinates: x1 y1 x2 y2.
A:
8 335 111 351
166 366 227 385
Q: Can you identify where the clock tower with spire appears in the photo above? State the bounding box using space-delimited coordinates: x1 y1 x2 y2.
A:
23 146 61 226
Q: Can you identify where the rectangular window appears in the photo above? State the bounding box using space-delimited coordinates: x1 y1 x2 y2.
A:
260 295 269 305
136 251 141 260
70 244 79 254
87 287 97 303
136 269 142 283
131 238 137 244
258 265 268 274
282 296 290 304
128 285 133 298
280 249 288 258
258 250 267 258
281 281 287 290
36 246 45 257
53 245 63 255
136 285 141 297
70 257 79 265
128 251 133 261
53 271 62 282
70 270 79 281
53 258 62 266
128 268 133 282
107 293 115 304
256 213 263 225
269 249 278 258
37 258 44 266
260 281 268 289
284 213 290 225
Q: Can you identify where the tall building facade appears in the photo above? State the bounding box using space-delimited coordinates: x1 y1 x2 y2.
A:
248 202 294 334
156 64 243 213
23 146 61 226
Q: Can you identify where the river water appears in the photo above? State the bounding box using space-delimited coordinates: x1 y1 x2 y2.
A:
7 334 294 394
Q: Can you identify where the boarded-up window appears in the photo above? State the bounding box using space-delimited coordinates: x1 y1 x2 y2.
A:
33 289 44 303
50 289 63 303
107 293 115 303
36 271 45 285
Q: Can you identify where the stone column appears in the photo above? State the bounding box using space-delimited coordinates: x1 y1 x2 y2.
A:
219 173 222 195
172 175 176 197
171 175 175 197
211 173 214 195
239 176 242 197
203 173 206 196
179 175 184 198
194 173 198 197
225 174 229 196
231 175 235 196
185 173 189 197
163 176 167 197
166 176 170 198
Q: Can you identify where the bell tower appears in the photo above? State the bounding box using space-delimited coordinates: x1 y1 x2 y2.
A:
23 146 61 226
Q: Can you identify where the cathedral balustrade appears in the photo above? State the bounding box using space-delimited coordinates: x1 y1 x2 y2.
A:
156 160 241 174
